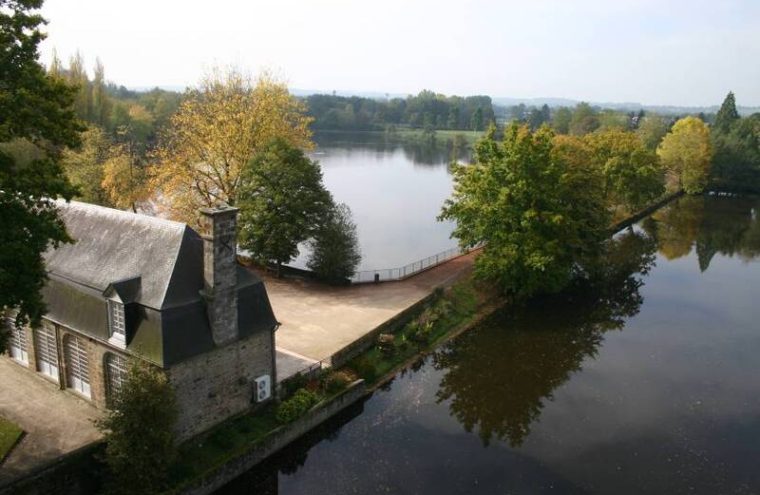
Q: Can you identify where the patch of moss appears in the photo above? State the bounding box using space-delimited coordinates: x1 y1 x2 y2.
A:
0 416 23 463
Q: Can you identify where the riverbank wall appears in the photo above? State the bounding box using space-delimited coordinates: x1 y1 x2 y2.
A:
175 380 367 495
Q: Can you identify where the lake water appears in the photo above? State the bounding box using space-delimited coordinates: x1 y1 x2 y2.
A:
222 195 760 494
290 132 463 272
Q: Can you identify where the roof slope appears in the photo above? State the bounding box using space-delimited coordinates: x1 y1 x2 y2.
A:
45 201 193 310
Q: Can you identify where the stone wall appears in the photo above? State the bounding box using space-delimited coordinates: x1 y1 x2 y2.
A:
167 329 275 442
178 380 367 495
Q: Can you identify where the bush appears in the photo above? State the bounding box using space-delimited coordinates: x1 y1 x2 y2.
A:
352 355 378 382
322 371 352 395
276 389 320 424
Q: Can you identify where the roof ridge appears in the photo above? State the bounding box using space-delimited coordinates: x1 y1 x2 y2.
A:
56 199 187 231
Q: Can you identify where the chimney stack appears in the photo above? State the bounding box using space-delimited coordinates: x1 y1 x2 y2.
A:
199 205 239 346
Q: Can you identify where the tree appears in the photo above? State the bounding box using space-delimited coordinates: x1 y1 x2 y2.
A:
61 126 112 205
96 362 177 495
551 107 572 134
151 68 313 224
711 113 760 191
569 102 599 136
91 58 111 128
714 91 740 134
0 0 81 342
657 116 712 194
636 114 669 150
101 146 148 212
584 129 665 211
439 124 609 299
237 139 332 276
307 203 361 283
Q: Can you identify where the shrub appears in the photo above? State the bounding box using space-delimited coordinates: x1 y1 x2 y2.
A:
352 356 378 382
276 389 320 424
323 371 352 395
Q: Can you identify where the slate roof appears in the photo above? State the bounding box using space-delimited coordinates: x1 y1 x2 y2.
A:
42 201 278 366
45 200 194 310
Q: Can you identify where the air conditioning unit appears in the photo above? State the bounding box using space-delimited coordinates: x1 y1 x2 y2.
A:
254 375 271 403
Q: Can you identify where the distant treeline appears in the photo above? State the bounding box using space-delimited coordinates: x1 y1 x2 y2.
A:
305 91 496 131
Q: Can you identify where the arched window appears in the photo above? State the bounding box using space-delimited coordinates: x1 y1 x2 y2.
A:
105 353 128 407
35 324 59 382
8 325 28 364
64 334 91 398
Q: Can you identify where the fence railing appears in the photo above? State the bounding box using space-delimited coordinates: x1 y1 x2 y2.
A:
350 245 474 284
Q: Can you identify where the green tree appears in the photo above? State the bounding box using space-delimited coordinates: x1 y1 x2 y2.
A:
96 363 177 495
307 203 361 283
584 130 665 211
551 107 572 134
61 126 112 205
714 91 740 134
439 124 609 299
238 139 332 276
569 102 599 136
636 114 669 150
657 116 712 194
711 113 760 191
90 57 111 128
0 0 81 342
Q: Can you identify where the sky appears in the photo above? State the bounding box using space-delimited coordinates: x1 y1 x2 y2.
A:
39 0 760 107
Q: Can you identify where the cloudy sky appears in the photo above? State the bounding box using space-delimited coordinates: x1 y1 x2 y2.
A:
39 0 760 106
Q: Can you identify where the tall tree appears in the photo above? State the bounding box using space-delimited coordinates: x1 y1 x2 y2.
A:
96 362 177 495
439 125 609 298
657 116 712 194
90 57 111 127
101 145 148 212
569 102 600 136
0 0 82 337
583 129 665 211
237 139 332 276
60 125 112 205
307 203 361 283
151 68 313 224
636 114 669 150
714 91 740 134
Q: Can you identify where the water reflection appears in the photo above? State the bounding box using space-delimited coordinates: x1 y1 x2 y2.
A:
644 194 760 270
432 231 657 447
314 131 470 166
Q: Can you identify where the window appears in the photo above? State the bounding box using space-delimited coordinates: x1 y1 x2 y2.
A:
8 324 29 364
35 324 59 382
64 335 91 398
108 299 126 345
105 353 128 407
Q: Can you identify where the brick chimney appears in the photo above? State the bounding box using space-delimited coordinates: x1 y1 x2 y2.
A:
199 205 239 346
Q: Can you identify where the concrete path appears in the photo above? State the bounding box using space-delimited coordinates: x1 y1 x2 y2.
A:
0 358 102 484
262 250 478 377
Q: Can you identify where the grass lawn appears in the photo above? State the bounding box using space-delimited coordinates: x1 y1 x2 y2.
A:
0 416 23 463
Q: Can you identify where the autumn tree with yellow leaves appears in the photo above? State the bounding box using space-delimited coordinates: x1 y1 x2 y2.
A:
657 116 712 194
150 68 313 224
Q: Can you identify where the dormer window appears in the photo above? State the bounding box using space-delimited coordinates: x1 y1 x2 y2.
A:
108 298 126 346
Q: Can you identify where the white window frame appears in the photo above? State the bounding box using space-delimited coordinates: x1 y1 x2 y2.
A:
35 323 60 382
8 323 29 365
65 335 91 399
107 297 126 347
105 353 128 407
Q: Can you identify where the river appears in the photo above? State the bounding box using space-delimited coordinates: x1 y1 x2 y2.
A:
289 132 464 272
224 194 760 494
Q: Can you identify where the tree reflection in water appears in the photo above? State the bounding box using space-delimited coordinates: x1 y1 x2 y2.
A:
432 230 657 447
644 194 760 270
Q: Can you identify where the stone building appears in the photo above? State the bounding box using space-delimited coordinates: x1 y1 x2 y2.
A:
3 201 278 441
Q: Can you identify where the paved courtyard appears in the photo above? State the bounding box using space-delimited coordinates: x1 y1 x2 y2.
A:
0 358 102 484
266 250 478 380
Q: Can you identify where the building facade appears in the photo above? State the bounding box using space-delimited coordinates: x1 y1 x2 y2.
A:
3 201 278 441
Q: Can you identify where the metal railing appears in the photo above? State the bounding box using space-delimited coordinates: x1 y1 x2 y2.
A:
350 245 474 284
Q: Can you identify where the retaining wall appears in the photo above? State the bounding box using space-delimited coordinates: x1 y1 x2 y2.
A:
177 379 367 495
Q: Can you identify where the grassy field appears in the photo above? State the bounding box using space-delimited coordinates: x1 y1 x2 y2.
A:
0 416 23 463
